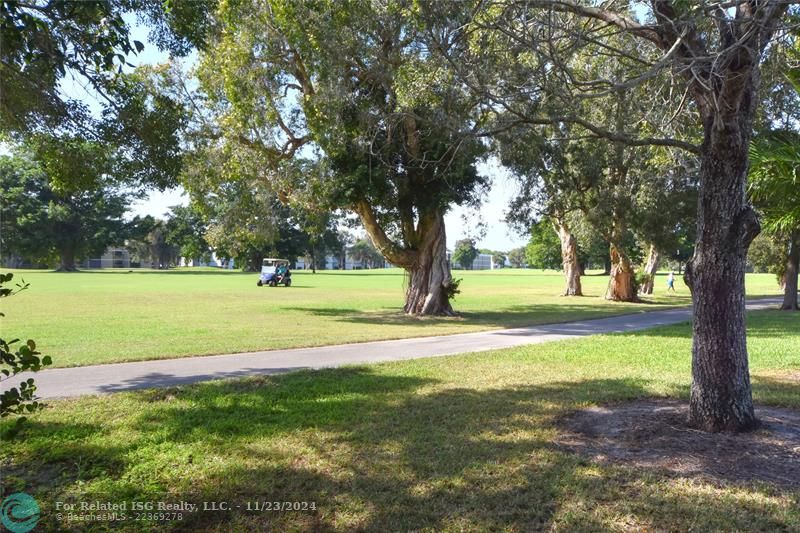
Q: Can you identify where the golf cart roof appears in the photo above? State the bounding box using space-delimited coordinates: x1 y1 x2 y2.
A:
262 258 289 264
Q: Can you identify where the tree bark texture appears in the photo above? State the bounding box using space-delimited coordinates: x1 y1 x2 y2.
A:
602 255 611 275
403 215 455 316
684 107 761 432
648 0 789 432
56 247 78 272
640 244 660 295
554 220 582 296
781 234 799 311
532 0 789 432
605 243 636 301
355 201 455 316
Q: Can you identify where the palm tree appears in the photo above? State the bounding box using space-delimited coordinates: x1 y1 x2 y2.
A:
748 61 800 310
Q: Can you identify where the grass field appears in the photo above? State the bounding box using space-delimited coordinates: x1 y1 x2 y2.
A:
2 309 797 531
0 268 783 367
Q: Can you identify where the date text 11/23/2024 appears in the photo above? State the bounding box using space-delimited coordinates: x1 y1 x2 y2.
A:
54 501 317 513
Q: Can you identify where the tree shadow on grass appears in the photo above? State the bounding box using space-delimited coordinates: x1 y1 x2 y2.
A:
752 374 800 406
281 302 693 331
291 270 405 276
640 309 798 339
7 368 799 531
67 269 254 276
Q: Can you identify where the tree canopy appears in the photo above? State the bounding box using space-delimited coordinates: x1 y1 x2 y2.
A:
0 151 130 271
193 0 488 314
452 239 480 270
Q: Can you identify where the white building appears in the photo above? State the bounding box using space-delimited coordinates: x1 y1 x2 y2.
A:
181 253 235 269
449 252 501 270
295 253 387 270
84 248 130 269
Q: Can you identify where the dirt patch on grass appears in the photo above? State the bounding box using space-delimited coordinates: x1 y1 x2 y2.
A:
554 399 800 489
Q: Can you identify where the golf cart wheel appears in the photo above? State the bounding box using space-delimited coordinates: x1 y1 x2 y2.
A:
269 280 277 287
285 279 292 287
257 280 263 286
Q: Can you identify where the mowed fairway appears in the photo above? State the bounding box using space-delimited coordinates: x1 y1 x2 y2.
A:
0 268 782 367
1 311 797 531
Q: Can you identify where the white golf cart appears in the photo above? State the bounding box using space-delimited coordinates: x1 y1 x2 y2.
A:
257 258 292 287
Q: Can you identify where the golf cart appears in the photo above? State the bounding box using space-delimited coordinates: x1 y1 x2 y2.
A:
257 258 292 287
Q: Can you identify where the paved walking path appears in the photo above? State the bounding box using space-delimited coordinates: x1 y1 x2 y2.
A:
3 298 782 399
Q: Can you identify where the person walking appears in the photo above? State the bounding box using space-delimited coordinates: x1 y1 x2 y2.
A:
666 271 676 293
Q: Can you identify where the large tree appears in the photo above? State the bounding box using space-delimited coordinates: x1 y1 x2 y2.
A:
748 33 800 310
631 154 698 294
0 152 129 271
0 0 205 136
349 239 385 269
493 25 695 301
2 3 193 208
164 205 211 265
459 1 797 431
525 221 562 271
452 238 480 270
194 0 487 315
749 130 800 310
507 247 526 268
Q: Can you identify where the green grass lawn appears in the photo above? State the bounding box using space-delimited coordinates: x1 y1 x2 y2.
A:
0 268 783 367
1 310 797 531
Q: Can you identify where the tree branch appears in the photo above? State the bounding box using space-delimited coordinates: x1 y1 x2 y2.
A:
516 0 664 45
353 200 416 267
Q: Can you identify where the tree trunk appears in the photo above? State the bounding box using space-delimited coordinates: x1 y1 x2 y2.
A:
602 254 611 275
403 214 455 316
554 220 582 296
684 107 761 433
781 234 799 311
605 243 636 301
354 200 455 316
640 244 660 295
56 247 78 272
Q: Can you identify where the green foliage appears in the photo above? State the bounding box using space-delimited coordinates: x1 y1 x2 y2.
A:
493 28 698 274
196 1 487 267
349 239 384 269
0 0 204 137
164 205 211 263
0 310 796 530
102 64 188 191
0 152 130 270
0 1 138 134
507 247 526 268
28 134 112 192
0 273 51 430
452 239 479 269
525 221 561 270
444 277 462 301
185 172 343 271
748 233 788 283
749 130 800 236
491 253 506 268
749 27 799 241
128 218 181 268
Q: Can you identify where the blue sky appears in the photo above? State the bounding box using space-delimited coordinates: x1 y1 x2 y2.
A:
127 162 529 252
60 16 530 252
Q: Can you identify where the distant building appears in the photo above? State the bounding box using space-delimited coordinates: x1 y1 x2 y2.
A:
449 251 500 270
295 252 387 270
84 247 130 269
181 253 234 269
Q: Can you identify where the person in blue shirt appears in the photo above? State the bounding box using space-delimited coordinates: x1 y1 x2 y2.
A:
666 272 676 292
276 263 288 281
